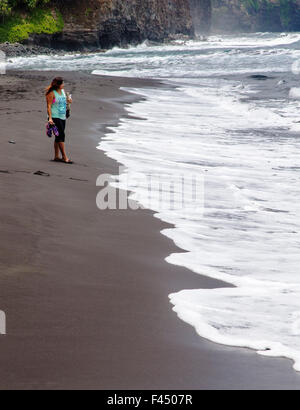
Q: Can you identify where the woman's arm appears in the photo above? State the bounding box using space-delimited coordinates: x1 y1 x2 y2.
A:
46 92 54 124
66 92 73 104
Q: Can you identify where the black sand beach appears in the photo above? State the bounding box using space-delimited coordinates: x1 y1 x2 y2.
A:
0 70 300 390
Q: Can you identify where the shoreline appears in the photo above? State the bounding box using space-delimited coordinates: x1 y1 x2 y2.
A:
0 70 300 389
0 34 192 58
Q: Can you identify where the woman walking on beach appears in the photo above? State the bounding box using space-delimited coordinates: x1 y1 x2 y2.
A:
45 77 73 164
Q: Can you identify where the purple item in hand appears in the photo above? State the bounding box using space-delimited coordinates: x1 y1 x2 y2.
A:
46 122 59 138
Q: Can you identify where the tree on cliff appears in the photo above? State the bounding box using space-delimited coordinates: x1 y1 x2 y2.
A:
0 0 11 22
3 0 50 11
0 0 52 22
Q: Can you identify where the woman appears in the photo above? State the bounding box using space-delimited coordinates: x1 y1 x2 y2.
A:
45 77 73 164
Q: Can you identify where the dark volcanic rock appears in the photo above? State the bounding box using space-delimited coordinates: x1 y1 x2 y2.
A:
97 19 143 49
23 30 100 52
0 42 58 57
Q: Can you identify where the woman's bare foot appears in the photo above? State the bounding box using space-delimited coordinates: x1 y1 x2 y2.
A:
62 157 73 164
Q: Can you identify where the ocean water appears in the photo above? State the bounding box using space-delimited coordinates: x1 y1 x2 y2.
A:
10 32 300 371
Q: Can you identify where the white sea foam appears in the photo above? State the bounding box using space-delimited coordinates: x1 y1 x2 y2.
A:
9 32 300 78
96 68 300 371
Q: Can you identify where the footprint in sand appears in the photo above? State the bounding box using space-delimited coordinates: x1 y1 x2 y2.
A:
34 171 50 177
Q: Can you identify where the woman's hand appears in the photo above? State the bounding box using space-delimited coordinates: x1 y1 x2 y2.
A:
48 119 54 125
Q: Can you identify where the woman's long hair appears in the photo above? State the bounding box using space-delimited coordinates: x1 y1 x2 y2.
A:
45 77 64 96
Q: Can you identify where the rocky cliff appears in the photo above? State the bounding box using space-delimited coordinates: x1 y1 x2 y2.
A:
24 0 196 51
211 0 300 32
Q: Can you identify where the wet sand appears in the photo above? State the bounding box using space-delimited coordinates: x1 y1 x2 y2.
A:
0 70 299 389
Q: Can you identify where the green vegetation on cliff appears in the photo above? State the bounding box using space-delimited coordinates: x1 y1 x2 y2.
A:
0 0 51 18
0 1 63 42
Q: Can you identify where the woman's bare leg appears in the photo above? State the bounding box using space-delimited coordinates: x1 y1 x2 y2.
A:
54 142 60 160
58 142 69 162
